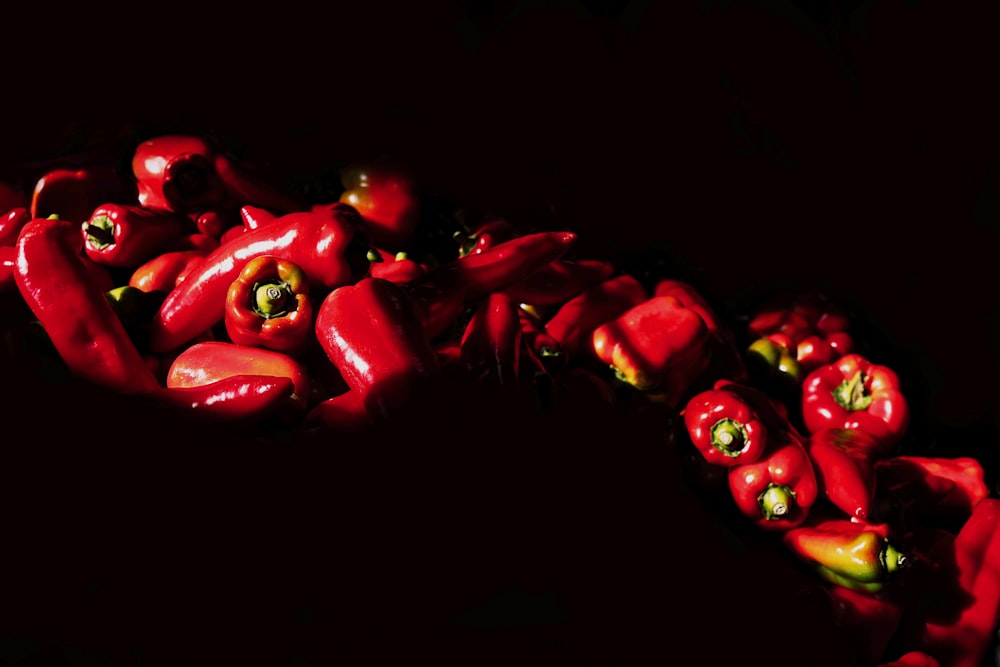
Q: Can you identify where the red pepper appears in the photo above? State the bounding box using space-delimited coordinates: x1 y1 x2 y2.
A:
782 515 907 592
166 340 311 414
224 255 314 355
13 216 161 393
242 205 278 231
877 652 941 667
875 455 990 525
455 218 515 257
500 257 616 307
338 155 421 251
29 165 132 224
747 290 855 374
193 208 241 239
746 333 804 387
918 498 1000 667
80 203 196 268
128 249 209 293
654 278 748 384
591 294 710 406
148 203 370 354
801 353 910 454
302 388 373 433
827 584 905 666
0 207 31 247
682 384 768 466
728 426 819 530
163 231 221 255
806 427 880 522
367 248 426 283
543 273 649 360
401 231 578 342
459 291 521 389
314 276 442 422
0 245 18 293
153 374 295 424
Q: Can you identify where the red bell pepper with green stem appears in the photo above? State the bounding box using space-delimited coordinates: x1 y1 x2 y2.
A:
400 230 578 342
315 276 442 423
459 291 521 389
591 294 710 407
13 216 161 394
802 353 910 454
806 427 881 522
682 383 768 466
148 203 371 354
728 426 818 530
81 203 197 268
224 255 314 355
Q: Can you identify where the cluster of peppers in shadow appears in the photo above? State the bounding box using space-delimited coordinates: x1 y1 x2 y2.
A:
1 132 998 667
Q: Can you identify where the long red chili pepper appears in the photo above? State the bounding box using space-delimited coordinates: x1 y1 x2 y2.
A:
13 216 161 393
154 374 296 424
459 291 521 388
81 203 196 268
805 427 880 522
128 249 209 293
148 203 370 354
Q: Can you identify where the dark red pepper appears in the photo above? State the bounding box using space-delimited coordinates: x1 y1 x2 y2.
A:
501 257 616 307
338 155 421 252
148 203 370 354
224 255 314 355
367 248 426 284
876 652 940 667
29 165 132 224
0 207 31 247
459 291 521 389
827 583 905 667
875 455 990 526
747 290 855 375
682 383 768 466
81 203 196 268
13 216 161 393
806 427 880 522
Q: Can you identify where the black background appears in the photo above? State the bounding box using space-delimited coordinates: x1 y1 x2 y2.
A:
1 1 998 665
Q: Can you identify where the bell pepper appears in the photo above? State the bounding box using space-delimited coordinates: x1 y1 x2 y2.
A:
917 498 1000 667
0 207 31 247
591 294 710 406
338 155 421 252
728 426 818 530
782 516 907 592
148 203 370 354
543 273 649 361
13 216 161 393
682 383 768 466
128 249 209 293
875 455 990 525
132 134 307 216
153 374 296 424
801 353 910 453
224 255 314 355
314 276 442 423
29 165 132 224
806 428 880 522
166 340 311 414
459 291 521 389
827 583 905 667
81 203 196 268
654 278 748 385
401 230 578 342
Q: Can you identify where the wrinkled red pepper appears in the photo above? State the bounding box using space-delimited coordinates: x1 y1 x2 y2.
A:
591 294 710 406
148 203 370 354
338 155 421 251
13 216 161 393
459 291 521 389
682 383 768 466
806 428 881 522
81 203 196 268
801 353 910 454
314 276 442 423
224 255 314 355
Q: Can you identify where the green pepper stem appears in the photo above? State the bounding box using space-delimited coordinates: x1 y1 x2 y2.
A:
882 543 906 575
834 370 873 411
759 483 796 520
82 216 115 249
252 281 294 318
711 418 746 456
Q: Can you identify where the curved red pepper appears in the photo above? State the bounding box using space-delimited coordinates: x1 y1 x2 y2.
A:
801 353 910 453
728 427 818 530
683 384 768 466
224 255 314 355
0 207 31 247
81 203 196 268
29 165 132 224
459 291 521 388
367 248 426 283
315 276 442 422
148 203 370 354
591 294 710 406
166 340 311 414
338 155 421 251
13 217 161 393
543 273 648 360
154 374 296 424
128 249 209 293
806 427 880 521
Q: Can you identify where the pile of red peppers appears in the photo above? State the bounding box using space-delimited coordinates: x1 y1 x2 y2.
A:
1 133 998 667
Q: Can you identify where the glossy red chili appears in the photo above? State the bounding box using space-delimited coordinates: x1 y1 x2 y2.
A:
81 203 195 268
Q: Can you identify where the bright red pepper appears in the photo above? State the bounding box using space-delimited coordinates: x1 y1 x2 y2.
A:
13 217 161 393
0 207 31 247
401 231 578 342
591 294 710 406
128 249 209 293
367 248 426 283
806 428 881 522
80 203 196 268
801 353 910 453
29 165 132 224
875 455 990 526
314 276 442 423
153 374 296 424
166 340 311 414
459 291 521 389
338 155 421 252
148 203 370 354
682 384 768 466
224 255 314 355
728 426 818 530
543 273 648 360
782 515 907 592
